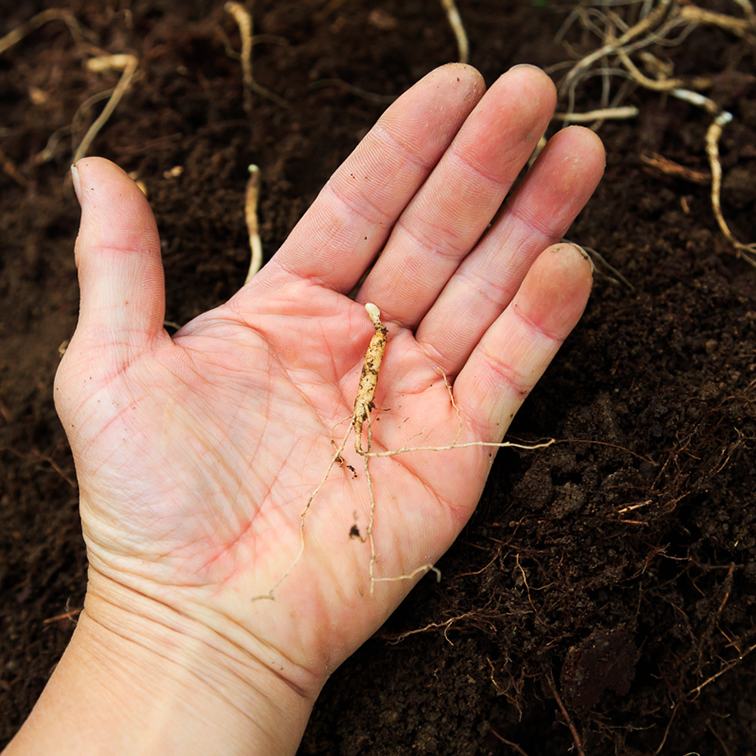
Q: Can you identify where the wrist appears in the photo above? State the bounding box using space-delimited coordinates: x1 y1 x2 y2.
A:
7 571 315 756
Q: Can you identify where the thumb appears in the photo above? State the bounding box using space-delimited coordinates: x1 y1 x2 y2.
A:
69 157 166 362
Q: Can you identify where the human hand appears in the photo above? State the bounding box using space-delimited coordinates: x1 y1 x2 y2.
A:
31 64 604 754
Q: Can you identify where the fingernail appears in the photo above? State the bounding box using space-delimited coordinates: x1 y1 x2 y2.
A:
509 63 543 73
70 163 82 203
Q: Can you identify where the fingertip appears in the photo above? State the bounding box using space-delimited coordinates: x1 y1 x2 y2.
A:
549 241 594 280
73 157 160 264
71 157 166 352
503 63 557 110
567 240 596 276
453 240 593 437
427 62 485 89
507 62 554 84
523 242 593 339
552 126 606 179
509 126 606 227
73 157 152 211
400 63 486 125
563 125 606 171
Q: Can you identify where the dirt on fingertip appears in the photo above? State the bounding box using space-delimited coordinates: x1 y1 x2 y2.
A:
2 1 756 754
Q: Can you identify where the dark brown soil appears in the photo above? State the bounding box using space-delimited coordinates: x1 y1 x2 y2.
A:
2 2 756 753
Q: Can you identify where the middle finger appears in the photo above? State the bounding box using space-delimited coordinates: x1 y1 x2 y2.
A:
356 65 556 327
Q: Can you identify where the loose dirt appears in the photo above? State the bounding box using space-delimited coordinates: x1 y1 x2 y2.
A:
2 1 755 753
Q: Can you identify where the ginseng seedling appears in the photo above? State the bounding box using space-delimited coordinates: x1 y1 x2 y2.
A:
253 303 553 600
352 302 387 454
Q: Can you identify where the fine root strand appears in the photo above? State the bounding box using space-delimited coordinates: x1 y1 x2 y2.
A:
551 0 756 260
545 668 585 756
0 11 136 167
244 164 263 283
251 429 352 601
705 111 756 265
439 0 469 64
225 1 287 108
382 607 476 646
224 1 253 113
686 641 756 697
73 54 139 164
554 105 639 123
0 8 95 56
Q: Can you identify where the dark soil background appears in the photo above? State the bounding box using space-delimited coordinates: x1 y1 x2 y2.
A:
2 1 756 753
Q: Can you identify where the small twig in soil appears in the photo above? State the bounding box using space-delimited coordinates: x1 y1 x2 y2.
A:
545 668 585 756
653 702 679 755
43 605 82 625
0 397 12 423
716 564 735 614
708 722 732 756
439 0 469 64
73 54 138 164
382 609 477 645
686 641 756 697
515 554 543 625
489 729 531 756
486 657 505 695
455 549 501 578
31 446 77 489
640 153 710 185
617 500 654 514
243 165 263 283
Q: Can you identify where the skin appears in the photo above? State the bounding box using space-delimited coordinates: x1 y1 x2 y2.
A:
4 63 605 755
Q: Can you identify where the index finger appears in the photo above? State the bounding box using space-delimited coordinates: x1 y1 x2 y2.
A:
266 64 485 292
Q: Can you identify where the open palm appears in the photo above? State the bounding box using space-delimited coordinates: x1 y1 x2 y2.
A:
55 64 604 702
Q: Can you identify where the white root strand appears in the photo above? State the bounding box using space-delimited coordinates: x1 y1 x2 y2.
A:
244 164 263 283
